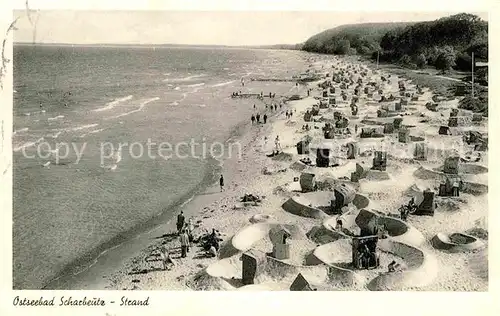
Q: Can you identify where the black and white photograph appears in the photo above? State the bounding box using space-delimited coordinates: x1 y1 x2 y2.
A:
3 2 493 300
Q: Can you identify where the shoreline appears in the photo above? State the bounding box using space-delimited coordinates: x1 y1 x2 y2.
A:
102 95 317 290
42 90 287 290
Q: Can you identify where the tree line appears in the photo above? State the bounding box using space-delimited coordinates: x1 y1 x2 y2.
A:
302 13 488 75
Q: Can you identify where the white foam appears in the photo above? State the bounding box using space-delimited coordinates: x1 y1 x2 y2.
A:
13 127 29 135
186 82 205 88
162 74 207 82
68 123 99 132
89 128 105 134
93 95 133 112
13 137 44 152
106 97 160 120
198 104 207 107
48 115 64 121
174 87 181 91
212 80 236 87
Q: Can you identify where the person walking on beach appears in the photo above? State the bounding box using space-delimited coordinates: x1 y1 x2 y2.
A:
274 104 277 111
251 114 255 124
186 218 195 242
219 175 225 192
286 110 289 119
256 113 261 123
263 114 268 124
179 229 190 258
176 211 185 235
253 104 256 110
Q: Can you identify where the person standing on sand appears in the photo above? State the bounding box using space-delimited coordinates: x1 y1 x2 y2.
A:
275 136 282 153
179 229 190 258
186 218 195 242
176 211 185 235
253 104 256 110
256 113 261 123
208 245 218 258
263 114 267 124
251 115 255 124
219 175 225 192
160 245 174 270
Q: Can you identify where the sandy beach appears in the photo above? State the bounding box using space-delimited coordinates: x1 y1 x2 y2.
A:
49 54 488 291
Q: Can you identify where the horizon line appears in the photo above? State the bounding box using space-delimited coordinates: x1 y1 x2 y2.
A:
13 42 303 48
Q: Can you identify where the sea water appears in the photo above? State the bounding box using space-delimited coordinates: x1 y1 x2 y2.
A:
13 44 311 289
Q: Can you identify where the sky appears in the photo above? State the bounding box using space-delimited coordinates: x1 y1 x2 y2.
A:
13 11 489 46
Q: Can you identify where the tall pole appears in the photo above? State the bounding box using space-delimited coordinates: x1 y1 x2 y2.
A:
376 50 380 69
471 52 475 98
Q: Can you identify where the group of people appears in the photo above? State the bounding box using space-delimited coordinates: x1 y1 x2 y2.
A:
204 229 220 258
285 110 293 119
265 102 282 111
251 113 267 124
176 211 195 258
357 239 379 269
176 210 222 259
